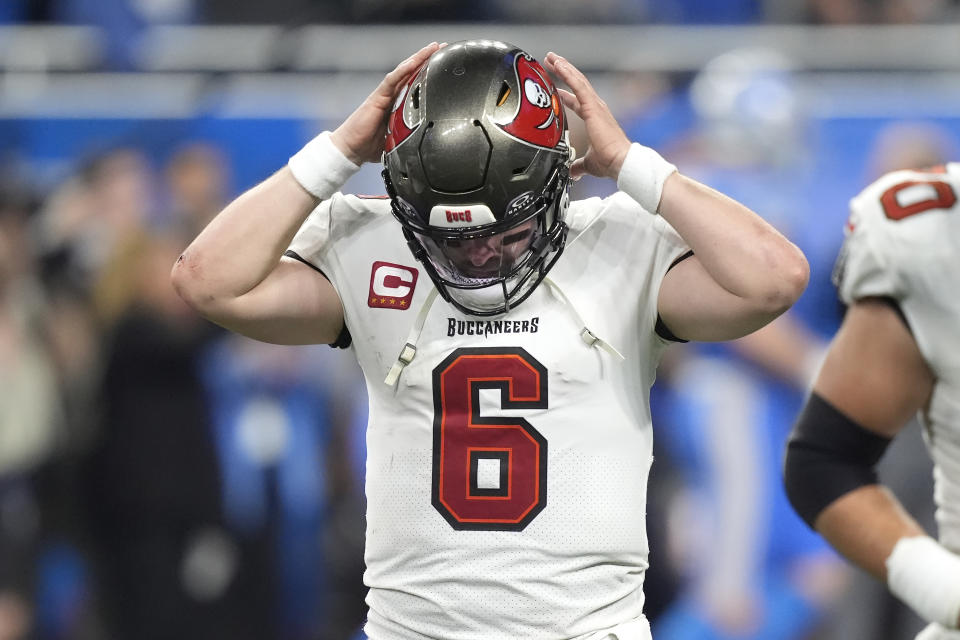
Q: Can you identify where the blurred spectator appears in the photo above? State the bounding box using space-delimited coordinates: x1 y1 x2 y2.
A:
199 336 366 640
629 48 851 640
35 147 156 323
0 179 63 478
54 142 370 640
81 232 257 640
684 48 803 168
84 149 157 326
865 121 958 179
0 176 65 640
165 142 230 240
32 148 155 462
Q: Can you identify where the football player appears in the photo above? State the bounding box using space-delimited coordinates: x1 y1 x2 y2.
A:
172 40 808 640
784 164 960 640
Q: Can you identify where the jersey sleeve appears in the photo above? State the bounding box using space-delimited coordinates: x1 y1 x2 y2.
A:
647 212 693 342
287 192 383 269
286 193 387 349
833 174 905 305
570 192 690 343
287 196 336 272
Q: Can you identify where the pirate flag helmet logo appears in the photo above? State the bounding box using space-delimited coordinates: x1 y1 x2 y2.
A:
496 53 565 149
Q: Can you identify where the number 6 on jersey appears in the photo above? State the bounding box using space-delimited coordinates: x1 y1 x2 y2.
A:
431 347 548 531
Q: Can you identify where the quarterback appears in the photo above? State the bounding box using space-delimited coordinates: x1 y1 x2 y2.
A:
173 40 808 640
784 164 960 640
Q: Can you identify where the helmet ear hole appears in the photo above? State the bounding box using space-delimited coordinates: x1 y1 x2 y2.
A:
496 81 511 107
412 85 421 110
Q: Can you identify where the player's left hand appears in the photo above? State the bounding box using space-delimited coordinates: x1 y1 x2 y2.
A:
542 52 630 181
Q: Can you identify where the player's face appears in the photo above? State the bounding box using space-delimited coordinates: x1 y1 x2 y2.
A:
434 220 538 280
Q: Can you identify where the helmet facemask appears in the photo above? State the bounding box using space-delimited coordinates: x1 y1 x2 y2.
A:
386 163 569 316
382 40 572 317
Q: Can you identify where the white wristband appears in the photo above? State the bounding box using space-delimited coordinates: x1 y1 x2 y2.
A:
887 536 960 629
616 142 677 214
288 131 361 199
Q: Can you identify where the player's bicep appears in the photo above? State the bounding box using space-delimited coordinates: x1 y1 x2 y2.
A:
205 256 346 345
814 298 934 439
657 254 787 342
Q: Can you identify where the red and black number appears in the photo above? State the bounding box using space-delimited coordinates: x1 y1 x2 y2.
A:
880 178 958 221
431 347 548 531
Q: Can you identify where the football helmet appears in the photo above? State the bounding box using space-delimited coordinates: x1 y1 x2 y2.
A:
382 39 571 316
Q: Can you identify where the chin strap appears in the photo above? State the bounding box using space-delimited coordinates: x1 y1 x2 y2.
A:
384 287 439 386
543 277 625 361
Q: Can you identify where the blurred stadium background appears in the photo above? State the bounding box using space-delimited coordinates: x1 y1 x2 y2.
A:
2 1 959 639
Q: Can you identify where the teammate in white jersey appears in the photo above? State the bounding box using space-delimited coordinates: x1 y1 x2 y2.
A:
784 164 960 640
172 40 808 640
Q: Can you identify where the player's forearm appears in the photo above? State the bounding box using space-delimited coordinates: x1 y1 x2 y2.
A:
817 486 960 628
658 173 809 316
173 130 360 315
815 484 925 580
172 166 318 312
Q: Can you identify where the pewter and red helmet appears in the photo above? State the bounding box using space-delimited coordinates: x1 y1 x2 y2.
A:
382 40 571 316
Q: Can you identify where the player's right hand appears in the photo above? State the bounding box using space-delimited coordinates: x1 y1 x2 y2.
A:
330 42 442 166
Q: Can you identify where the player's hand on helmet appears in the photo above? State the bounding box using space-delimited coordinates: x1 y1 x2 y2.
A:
330 42 443 165
542 52 630 181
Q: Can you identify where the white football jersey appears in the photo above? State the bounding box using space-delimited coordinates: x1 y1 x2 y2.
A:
837 163 960 554
288 191 688 640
